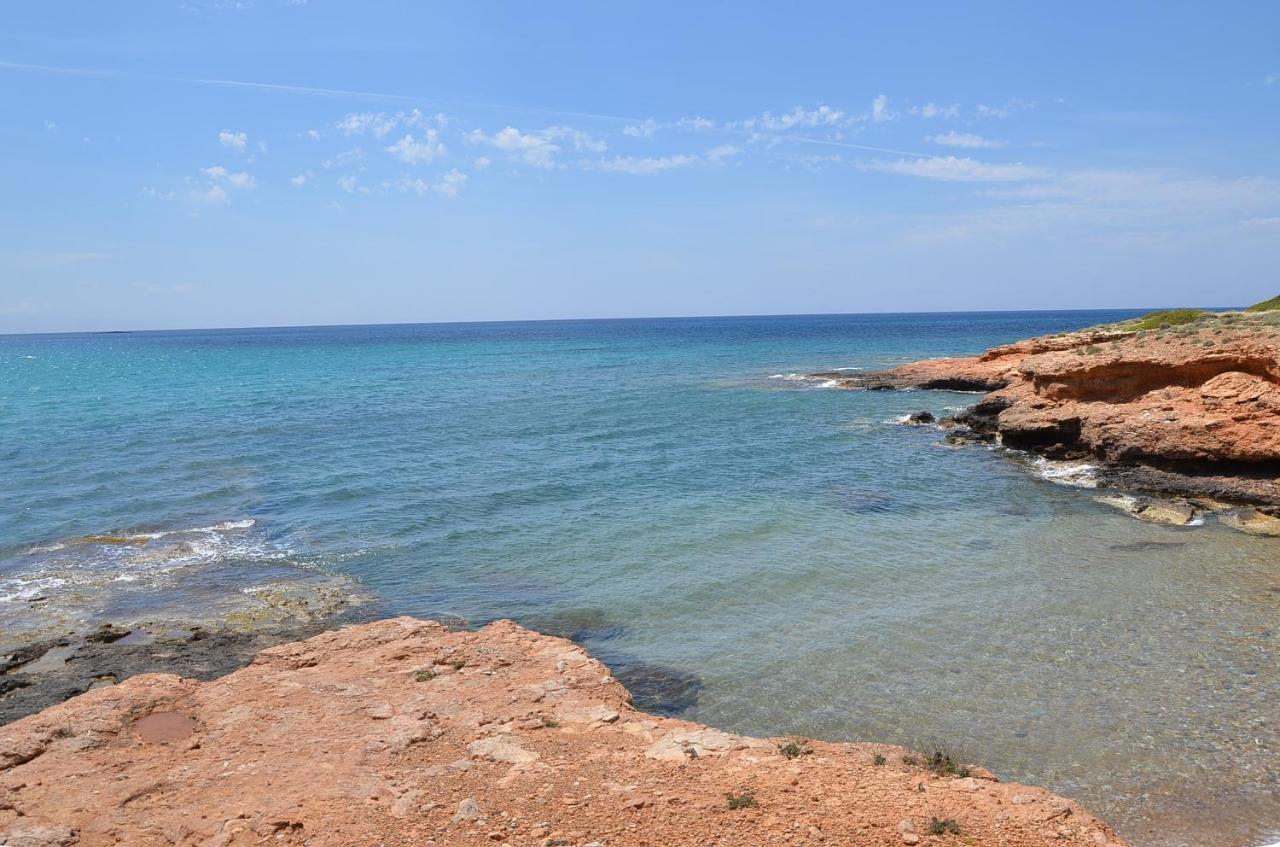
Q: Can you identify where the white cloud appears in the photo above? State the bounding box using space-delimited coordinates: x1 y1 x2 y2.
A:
435 169 467 198
623 118 660 138
307 129 320 140
705 144 740 163
337 109 446 139
467 127 558 169
202 165 256 189
141 186 176 200
322 147 364 170
218 129 248 151
466 125 605 169
975 99 1034 120
864 155 1043 182
338 175 358 193
871 95 893 123
473 157 491 171
590 154 698 175
44 120 57 131
1266 73 1277 85
193 184 229 204
929 131 1005 149
745 105 847 133
585 144 740 175
678 116 716 131
385 129 446 164
386 169 468 198
911 102 960 119
290 172 310 187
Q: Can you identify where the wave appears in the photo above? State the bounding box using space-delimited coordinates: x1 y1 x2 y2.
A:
768 373 839 389
3 518 276 607
1030 458 1099 489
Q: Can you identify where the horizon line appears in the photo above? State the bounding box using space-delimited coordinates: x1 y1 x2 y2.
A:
0 305 1205 339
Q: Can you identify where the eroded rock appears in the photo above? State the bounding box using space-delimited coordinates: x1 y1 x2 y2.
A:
0 617 1127 847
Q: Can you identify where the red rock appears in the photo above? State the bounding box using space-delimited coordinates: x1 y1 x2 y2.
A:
0 617 1126 846
815 316 1280 505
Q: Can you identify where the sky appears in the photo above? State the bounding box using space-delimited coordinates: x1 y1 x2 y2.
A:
2 2 1279 333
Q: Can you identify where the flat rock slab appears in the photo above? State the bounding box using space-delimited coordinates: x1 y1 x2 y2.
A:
0 617 1128 847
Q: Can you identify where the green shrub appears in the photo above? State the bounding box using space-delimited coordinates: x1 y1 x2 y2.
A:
930 818 962 835
1130 309 1210 331
726 792 757 810
1247 295 1280 312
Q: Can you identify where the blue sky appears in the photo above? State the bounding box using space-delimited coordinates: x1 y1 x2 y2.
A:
2 2 1278 332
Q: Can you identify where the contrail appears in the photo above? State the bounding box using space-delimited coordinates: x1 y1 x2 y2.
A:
0 58 932 158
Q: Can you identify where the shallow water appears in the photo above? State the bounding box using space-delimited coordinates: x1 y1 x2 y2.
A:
2 313 1276 846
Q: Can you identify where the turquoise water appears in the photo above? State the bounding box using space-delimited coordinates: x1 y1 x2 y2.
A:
2 313 1277 847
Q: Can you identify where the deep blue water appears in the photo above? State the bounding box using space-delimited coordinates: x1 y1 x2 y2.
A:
2 311 1277 847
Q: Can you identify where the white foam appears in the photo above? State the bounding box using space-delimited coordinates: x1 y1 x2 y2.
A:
1031 458 1099 489
768 373 840 389
4 518 275 607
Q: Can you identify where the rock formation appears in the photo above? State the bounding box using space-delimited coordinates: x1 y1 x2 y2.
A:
810 310 1280 508
0 617 1126 846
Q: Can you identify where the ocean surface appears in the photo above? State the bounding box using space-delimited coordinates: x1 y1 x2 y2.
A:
2 312 1277 847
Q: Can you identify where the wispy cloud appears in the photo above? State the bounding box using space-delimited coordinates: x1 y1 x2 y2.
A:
584 144 740 175
202 165 256 189
929 131 1005 149
864 155 1042 182
623 118 660 138
910 102 960 119
745 105 848 133
871 94 894 123
908 168 1280 244
385 169 468 199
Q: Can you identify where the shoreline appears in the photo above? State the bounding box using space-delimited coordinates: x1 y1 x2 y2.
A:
0 616 1129 847
807 308 1280 531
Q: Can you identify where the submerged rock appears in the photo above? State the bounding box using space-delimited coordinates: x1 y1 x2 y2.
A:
1220 508 1280 536
0 617 1129 847
1094 494 1200 526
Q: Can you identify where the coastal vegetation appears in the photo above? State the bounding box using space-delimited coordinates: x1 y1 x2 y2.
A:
1128 308 1210 331
1247 294 1280 312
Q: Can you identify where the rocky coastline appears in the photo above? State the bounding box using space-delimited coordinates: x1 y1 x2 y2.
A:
0 575 374 726
0 617 1127 847
810 305 1280 530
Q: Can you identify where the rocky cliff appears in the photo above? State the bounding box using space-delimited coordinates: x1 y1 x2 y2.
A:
0 617 1125 847
811 308 1280 514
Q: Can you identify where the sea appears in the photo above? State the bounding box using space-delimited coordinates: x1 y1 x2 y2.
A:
1 312 1276 847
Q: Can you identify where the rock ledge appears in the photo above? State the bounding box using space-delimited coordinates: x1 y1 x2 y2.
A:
0 617 1125 846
